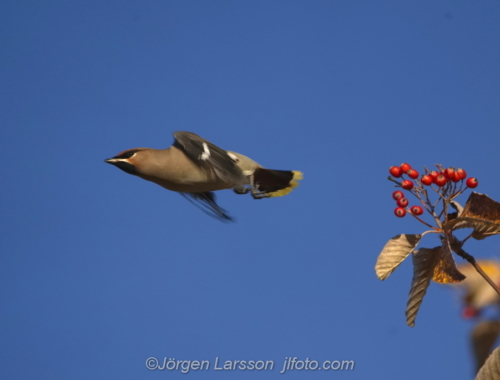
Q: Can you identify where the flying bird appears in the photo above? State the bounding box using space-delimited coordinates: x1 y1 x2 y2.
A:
104 131 303 221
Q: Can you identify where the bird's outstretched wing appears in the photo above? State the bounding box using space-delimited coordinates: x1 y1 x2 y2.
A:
180 192 233 222
173 131 245 185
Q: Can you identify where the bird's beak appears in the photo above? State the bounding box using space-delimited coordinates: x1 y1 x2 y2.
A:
104 157 137 175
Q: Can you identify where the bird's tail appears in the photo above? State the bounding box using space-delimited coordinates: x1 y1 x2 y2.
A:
252 168 303 198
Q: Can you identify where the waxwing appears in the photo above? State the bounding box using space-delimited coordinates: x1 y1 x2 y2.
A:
105 131 303 221
454 260 500 312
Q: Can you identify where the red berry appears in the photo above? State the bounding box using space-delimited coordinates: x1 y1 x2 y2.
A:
407 169 419 179
466 177 478 188
397 197 409 207
394 207 406 217
456 168 467 180
401 180 414 190
462 306 480 320
434 175 447 187
450 171 461 183
389 166 403 178
444 167 455 180
400 163 411 173
429 170 439 180
410 205 423 215
392 190 404 200
421 175 433 186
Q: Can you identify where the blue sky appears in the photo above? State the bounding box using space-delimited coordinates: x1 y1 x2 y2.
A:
2 1 500 379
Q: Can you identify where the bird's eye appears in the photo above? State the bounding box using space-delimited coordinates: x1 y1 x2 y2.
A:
117 151 137 159
114 150 139 160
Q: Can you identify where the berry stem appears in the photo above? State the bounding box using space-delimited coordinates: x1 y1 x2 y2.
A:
420 184 442 228
388 176 402 186
407 210 440 230
450 187 465 200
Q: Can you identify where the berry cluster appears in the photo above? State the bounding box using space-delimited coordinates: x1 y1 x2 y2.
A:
392 189 423 218
388 163 478 221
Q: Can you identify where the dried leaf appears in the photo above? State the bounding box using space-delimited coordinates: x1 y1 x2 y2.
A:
472 321 500 373
432 239 466 284
447 200 464 222
444 192 500 240
450 200 464 216
375 234 421 280
406 247 441 327
475 347 500 380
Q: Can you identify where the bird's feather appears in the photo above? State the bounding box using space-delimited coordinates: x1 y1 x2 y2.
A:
180 192 233 222
173 131 245 185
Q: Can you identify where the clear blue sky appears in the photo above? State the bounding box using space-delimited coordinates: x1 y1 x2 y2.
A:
2 1 500 379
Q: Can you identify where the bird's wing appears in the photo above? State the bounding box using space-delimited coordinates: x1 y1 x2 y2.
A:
173 131 245 185
180 192 233 222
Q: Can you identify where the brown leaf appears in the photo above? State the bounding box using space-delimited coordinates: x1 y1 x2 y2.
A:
432 239 466 284
406 247 441 327
375 234 421 280
444 192 500 240
450 200 464 216
446 200 464 223
475 347 500 380
472 321 500 373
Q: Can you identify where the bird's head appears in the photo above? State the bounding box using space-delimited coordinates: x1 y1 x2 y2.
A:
104 149 146 175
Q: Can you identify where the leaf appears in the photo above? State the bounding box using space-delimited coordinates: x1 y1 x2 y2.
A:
450 200 464 216
472 321 500 373
432 239 466 284
407 239 466 326
475 347 500 380
447 200 464 222
375 234 421 280
444 192 500 240
406 247 441 327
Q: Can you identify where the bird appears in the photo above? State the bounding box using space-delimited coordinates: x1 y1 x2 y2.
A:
104 131 303 221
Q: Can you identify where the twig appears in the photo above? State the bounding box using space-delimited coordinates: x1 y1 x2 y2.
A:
460 232 474 246
417 181 442 227
388 176 400 186
407 211 441 230
451 241 500 297
450 188 465 200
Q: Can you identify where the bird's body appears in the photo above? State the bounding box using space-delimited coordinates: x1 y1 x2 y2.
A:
105 131 302 220
121 146 233 193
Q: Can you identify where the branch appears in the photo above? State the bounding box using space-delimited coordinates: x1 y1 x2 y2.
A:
451 240 500 297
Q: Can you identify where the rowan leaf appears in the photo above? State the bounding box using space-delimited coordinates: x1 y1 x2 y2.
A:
450 200 464 216
375 234 421 280
447 200 464 222
444 193 500 240
432 239 466 284
406 247 441 327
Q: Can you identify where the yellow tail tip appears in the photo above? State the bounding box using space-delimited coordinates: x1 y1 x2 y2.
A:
268 171 303 198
